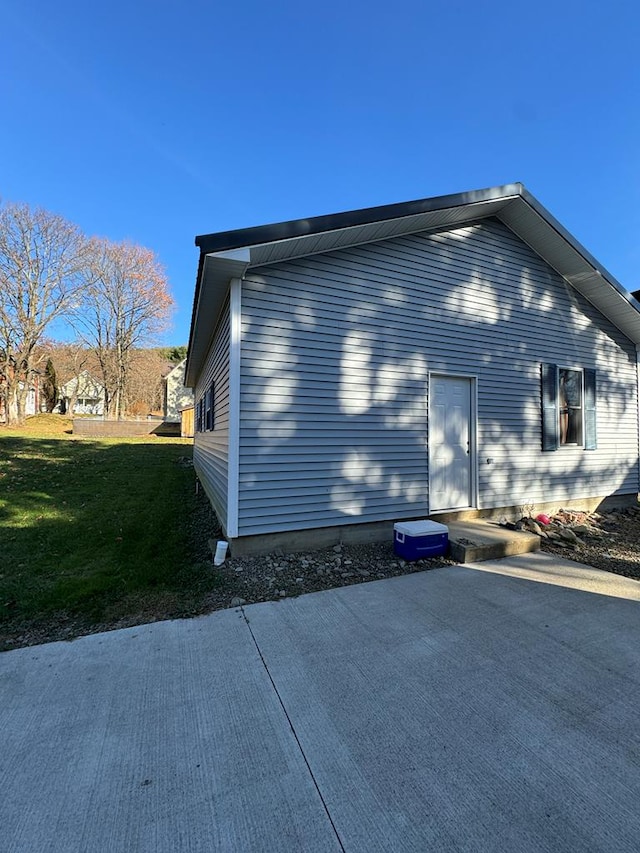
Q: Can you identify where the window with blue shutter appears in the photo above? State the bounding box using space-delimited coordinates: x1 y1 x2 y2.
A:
541 363 596 451
201 381 215 431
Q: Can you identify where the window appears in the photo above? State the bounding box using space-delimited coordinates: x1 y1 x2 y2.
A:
205 387 212 431
197 382 215 432
559 368 582 445
541 363 596 451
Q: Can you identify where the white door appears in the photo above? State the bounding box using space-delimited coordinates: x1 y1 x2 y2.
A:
429 375 474 511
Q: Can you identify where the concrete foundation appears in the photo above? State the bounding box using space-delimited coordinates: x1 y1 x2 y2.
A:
430 492 639 524
228 519 397 557
227 493 639 558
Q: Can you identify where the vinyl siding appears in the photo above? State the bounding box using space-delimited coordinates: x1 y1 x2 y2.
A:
165 360 194 422
237 219 639 536
194 296 231 530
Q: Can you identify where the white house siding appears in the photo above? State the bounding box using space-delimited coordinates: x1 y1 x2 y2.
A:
237 218 639 536
194 297 231 530
59 372 106 416
165 360 194 422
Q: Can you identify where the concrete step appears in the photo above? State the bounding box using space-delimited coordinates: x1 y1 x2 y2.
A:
446 520 540 563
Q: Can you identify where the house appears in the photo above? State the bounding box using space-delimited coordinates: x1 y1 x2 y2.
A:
0 368 40 422
163 359 194 423
185 183 640 554
58 371 105 416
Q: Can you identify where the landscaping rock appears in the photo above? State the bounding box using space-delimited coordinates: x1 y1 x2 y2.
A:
207 540 455 612
557 527 579 543
525 519 544 536
541 505 640 581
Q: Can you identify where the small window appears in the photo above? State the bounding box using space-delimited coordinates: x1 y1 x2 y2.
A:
559 368 582 445
205 388 212 431
541 363 596 451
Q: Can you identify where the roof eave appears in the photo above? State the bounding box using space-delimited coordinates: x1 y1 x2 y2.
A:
497 191 640 344
185 249 250 387
194 183 525 255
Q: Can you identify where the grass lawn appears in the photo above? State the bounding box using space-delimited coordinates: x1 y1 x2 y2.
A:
0 415 220 650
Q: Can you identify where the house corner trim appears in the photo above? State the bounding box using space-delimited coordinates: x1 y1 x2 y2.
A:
226 278 242 538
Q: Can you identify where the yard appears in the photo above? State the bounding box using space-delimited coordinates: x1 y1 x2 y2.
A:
0 415 219 651
3 416 640 653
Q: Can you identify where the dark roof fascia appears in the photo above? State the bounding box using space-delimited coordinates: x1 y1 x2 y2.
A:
185 250 249 388
194 183 524 255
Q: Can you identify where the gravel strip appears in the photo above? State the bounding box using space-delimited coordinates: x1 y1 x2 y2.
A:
214 541 455 608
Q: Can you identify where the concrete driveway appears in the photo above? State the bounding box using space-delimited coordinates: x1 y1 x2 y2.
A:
2 552 640 852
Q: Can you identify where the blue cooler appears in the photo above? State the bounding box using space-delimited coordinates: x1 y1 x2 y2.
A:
394 520 449 560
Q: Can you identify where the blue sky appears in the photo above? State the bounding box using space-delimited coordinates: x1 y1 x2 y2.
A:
1 0 639 345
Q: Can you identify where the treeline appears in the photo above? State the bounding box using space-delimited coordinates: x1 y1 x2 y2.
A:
0 200 177 423
40 344 187 417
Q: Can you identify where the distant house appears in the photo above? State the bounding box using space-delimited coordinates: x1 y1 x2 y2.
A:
59 371 105 416
164 359 194 423
23 381 39 416
0 367 40 422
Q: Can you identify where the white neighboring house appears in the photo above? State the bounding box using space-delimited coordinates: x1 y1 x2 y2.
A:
164 359 194 423
59 371 106 416
25 382 38 415
0 375 39 422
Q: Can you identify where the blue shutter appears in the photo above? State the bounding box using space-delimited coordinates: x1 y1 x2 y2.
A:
541 363 558 452
210 380 215 431
584 368 597 450
205 389 211 430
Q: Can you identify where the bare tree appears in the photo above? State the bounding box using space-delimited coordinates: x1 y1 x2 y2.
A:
48 341 97 414
73 239 173 419
125 349 171 415
0 202 87 423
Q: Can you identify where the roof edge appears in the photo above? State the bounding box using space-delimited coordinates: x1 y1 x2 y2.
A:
185 251 250 387
195 183 525 255
515 187 630 300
